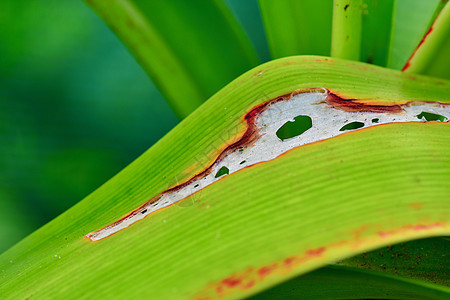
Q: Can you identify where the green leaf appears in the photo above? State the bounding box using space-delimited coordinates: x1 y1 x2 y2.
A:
360 0 395 66
85 0 260 119
255 196 450 297
258 0 333 58
224 0 271 62
387 0 441 70
249 265 450 300
1 57 449 299
331 0 364 60
402 1 450 79
339 237 450 286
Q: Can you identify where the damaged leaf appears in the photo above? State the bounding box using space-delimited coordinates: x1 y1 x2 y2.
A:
1 57 449 300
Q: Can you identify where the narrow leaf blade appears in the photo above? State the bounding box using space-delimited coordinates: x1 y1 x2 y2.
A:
249 265 450 300
402 1 450 79
360 0 395 66
338 237 450 286
331 0 364 60
258 0 333 58
387 0 441 70
85 0 261 118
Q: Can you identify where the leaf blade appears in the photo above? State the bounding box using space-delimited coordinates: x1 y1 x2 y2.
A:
331 0 364 60
402 1 450 79
258 0 333 59
249 265 450 300
86 0 261 118
387 0 441 70
338 237 450 286
360 0 395 66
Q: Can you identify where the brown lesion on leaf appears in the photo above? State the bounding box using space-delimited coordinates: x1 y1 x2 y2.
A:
326 92 403 113
194 221 447 299
325 91 450 113
377 222 445 238
86 88 449 242
402 25 434 71
409 203 423 210
194 246 327 299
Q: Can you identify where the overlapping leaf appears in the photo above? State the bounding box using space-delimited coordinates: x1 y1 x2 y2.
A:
86 0 260 118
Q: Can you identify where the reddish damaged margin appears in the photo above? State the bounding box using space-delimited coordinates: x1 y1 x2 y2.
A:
86 88 448 241
402 23 434 72
193 221 447 300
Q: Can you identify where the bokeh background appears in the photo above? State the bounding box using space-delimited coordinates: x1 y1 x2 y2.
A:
0 0 269 253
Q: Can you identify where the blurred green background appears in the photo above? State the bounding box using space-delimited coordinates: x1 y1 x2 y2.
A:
0 0 268 253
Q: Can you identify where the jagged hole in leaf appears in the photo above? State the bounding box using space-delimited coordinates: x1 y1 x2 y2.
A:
340 121 365 131
276 115 313 141
215 166 229 178
417 112 447 122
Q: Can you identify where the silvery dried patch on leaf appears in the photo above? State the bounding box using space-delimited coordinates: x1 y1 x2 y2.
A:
87 88 449 241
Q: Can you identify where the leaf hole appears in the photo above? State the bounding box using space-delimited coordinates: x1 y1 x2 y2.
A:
372 118 379 123
141 209 147 214
240 160 246 165
215 166 229 178
339 121 365 131
416 112 447 122
194 184 199 188
276 115 312 141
